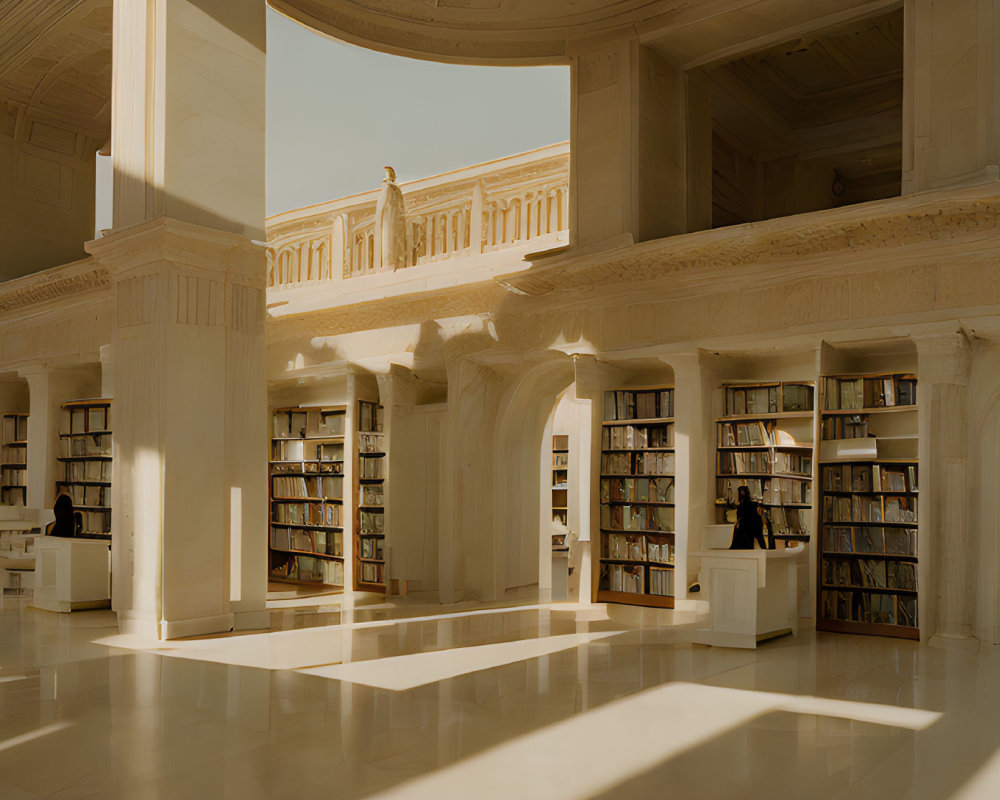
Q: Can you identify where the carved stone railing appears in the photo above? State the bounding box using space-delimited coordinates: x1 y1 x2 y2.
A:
265 142 569 288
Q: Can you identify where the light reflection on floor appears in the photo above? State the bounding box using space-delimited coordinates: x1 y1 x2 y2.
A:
2 599 1000 799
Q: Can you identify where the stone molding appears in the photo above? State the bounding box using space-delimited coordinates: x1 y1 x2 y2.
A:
0 257 110 315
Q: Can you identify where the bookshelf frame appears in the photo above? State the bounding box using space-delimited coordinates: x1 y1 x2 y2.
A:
1 413 28 507
596 385 677 609
354 399 386 592
56 399 113 538
816 372 919 640
267 405 347 590
714 381 816 547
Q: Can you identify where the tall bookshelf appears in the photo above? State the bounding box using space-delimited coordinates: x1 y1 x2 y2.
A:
355 399 385 592
56 400 112 537
1 413 28 507
268 406 346 589
551 434 569 526
817 373 919 639
715 382 814 546
597 387 676 608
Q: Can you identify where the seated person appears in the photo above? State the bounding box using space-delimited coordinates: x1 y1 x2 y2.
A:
46 493 82 538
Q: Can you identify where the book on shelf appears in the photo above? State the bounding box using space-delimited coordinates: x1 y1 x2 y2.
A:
270 526 343 557
1 415 28 443
600 476 674 504
823 374 917 411
271 553 343 585
648 566 674 596
602 423 674 449
603 389 674 421
358 401 384 433
360 561 384 584
601 563 646 593
600 503 674 532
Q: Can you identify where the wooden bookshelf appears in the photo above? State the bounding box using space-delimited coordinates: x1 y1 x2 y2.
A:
56 400 112 537
1 413 28 507
268 406 346 589
714 382 815 546
551 434 568 527
817 373 919 639
597 387 676 608
354 399 385 592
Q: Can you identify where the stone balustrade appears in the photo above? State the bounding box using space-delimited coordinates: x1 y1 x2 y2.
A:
265 142 569 288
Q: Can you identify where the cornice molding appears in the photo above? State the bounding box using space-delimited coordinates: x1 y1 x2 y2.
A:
0 257 110 316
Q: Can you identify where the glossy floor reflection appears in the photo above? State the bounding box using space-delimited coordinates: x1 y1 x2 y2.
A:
1 599 1000 799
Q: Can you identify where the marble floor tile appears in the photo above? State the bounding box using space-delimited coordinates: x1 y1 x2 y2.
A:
3 599 1000 798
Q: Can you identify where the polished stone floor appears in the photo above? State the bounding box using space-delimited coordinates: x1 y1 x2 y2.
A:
1 597 1000 799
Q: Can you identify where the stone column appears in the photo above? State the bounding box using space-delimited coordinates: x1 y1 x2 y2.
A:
91 0 267 639
570 35 710 248
915 330 974 648
903 0 1000 192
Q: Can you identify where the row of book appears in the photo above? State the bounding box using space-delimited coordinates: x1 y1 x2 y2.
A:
0 466 26 485
823 375 917 411
822 463 916 493
358 401 384 433
64 406 109 434
600 476 674 504
273 408 345 439
360 510 384 534
271 553 343 585
271 475 343 500
601 423 674 450
718 421 776 446
359 485 384 506
79 509 111 535
600 563 674 596
272 439 344 463
359 458 385 479
822 557 917 591
63 460 111 482
600 452 675 475
1 415 27 443
358 432 384 454
270 526 343 557
717 477 810 506
2 448 26 465
359 560 384 584
821 415 868 440
768 506 809 536
0 487 25 506
57 483 109 507
271 460 342 475
822 495 917 523
822 526 916 557
821 589 917 627
603 532 675 564
59 434 112 458
272 502 342 527
725 384 814 416
600 504 674 532
719 450 811 476
360 538 384 559
604 389 674 422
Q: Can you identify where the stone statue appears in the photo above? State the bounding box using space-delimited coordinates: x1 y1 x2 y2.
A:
374 165 406 271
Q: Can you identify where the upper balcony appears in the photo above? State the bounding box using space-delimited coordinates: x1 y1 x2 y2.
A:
265 143 569 317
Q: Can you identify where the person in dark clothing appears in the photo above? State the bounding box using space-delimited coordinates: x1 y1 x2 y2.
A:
46 493 81 538
729 485 768 550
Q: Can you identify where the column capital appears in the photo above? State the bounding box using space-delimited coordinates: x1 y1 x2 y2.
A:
913 329 971 386
86 216 264 285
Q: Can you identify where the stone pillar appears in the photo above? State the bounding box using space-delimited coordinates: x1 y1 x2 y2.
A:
915 330 974 648
903 0 1000 192
662 352 714 604
570 35 710 248
470 182 484 254
91 0 267 639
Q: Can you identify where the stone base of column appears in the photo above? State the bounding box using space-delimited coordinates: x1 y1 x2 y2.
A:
234 609 271 631
160 613 235 641
928 632 980 652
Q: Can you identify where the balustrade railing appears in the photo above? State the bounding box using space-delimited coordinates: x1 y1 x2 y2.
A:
266 143 569 288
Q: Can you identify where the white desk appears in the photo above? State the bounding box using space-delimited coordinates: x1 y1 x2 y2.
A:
30 536 111 612
692 543 805 649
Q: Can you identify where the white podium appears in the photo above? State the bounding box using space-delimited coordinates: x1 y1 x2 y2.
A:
693 537 805 649
31 536 111 612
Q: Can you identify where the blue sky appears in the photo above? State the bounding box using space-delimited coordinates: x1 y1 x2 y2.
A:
264 7 570 215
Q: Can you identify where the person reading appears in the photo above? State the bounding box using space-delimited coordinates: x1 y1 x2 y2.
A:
729 485 769 550
46 493 82 538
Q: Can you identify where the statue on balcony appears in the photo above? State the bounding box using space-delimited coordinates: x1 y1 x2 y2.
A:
374 166 406 271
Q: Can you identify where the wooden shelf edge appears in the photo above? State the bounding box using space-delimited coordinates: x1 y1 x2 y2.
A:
595 590 674 608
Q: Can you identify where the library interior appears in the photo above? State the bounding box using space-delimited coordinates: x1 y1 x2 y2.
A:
3 1 1000 797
